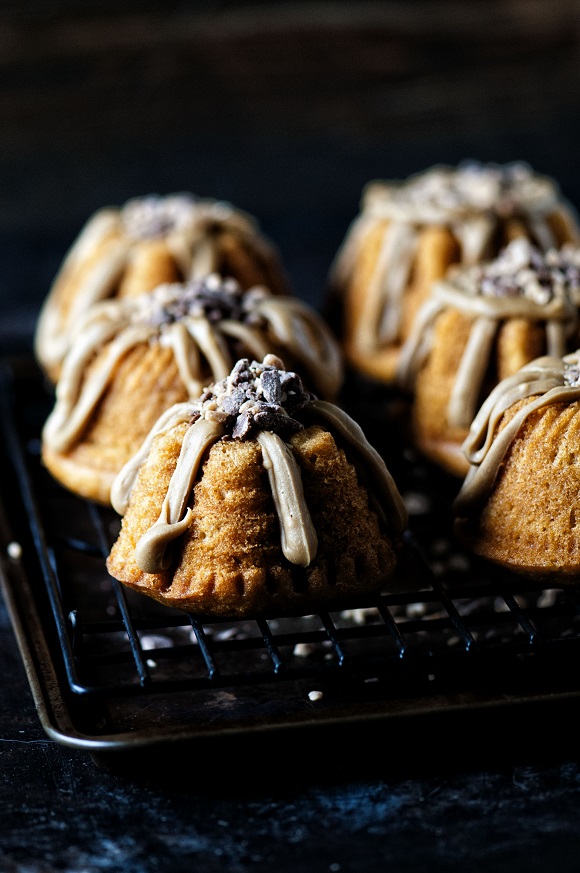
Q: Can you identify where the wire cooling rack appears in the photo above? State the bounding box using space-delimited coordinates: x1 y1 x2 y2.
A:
2 354 580 769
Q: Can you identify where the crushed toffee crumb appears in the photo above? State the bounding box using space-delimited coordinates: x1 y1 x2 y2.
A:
452 237 580 304
121 193 199 238
142 275 269 328
190 355 315 440
388 160 557 215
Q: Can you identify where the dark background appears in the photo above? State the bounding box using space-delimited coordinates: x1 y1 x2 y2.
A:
2 0 580 344
3 2 580 871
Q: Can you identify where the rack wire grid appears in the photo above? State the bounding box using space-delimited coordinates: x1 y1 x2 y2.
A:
2 354 580 763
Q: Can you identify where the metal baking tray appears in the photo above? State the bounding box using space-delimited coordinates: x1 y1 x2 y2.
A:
2 354 580 771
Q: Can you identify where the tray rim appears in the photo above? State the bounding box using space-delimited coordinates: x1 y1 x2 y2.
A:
5 547 580 757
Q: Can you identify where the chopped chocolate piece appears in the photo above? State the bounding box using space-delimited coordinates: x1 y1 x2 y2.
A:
564 363 580 388
230 358 252 385
220 388 248 416
232 411 253 439
260 368 282 404
253 403 296 432
191 356 313 440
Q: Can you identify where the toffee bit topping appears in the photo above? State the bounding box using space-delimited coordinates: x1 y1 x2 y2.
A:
386 161 556 214
189 355 314 440
122 193 198 238
452 238 580 305
121 193 200 239
139 275 269 328
564 361 580 388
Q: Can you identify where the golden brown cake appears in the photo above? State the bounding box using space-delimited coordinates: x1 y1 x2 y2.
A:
396 239 580 477
328 161 579 384
106 355 408 619
453 350 580 580
41 275 344 506
34 192 291 383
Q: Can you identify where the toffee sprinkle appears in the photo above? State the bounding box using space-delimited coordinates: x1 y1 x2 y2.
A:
189 356 315 439
144 275 268 328
453 238 580 304
121 193 198 239
390 161 553 214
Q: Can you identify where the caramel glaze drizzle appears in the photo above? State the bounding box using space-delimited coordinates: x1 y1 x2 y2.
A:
453 352 580 516
41 290 344 455
330 172 568 358
395 280 578 430
111 398 408 575
34 197 262 374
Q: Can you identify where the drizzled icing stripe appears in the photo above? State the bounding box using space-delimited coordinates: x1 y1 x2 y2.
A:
134 418 225 573
218 321 272 363
332 169 567 357
305 399 409 535
61 209 123 269
396 279 578 430
328 212 377 291
110 391 407 576
125 412 318 573
525 211 558 252
188 235 218 278
180 317 233 385
42 288 344 461
451 215 498 266
375 223 419 346
453 353 580 516
341 212 495 356
36 236 130 372
131 418 318 573
42 323 153 452
160 321 204 397
110 402 197 515
446 316 498 429
370 210 559 354
256 431 318 567
255 298 344 399
35 197 266 374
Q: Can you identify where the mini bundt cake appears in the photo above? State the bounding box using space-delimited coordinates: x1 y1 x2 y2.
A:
41 275 343 506
453 350 580 580
34 192 291 382
328 161 579 384
396 238 580 477
106 355 408 618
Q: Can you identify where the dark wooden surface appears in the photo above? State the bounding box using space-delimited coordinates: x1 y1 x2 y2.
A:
3 3 580 871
